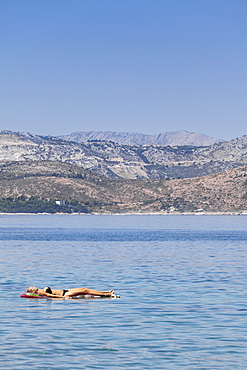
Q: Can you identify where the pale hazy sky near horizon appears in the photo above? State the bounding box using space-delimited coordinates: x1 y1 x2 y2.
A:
1 0 246 140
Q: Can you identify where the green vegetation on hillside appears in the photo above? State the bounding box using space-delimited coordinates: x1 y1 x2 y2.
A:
0 160 247 213
0 196 89 214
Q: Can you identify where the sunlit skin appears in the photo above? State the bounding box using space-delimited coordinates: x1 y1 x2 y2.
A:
26 286 115 299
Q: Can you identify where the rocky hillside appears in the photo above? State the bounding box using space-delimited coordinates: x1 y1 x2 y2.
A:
0 160 247 213
0 130 246 180
59 130 222 146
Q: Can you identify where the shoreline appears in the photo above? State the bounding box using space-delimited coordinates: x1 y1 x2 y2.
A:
1 211 247 216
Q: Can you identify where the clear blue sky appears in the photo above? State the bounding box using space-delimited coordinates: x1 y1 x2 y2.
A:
1 0 246 140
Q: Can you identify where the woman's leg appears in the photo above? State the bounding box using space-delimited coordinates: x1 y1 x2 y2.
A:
64 287 114 298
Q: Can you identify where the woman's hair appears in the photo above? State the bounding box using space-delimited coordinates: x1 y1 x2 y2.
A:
26 286 38 293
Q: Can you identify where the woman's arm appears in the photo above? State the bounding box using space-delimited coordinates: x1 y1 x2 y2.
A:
37 289 62 298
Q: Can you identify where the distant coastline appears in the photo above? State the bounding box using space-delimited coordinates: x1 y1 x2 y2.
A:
1 211 247 216
1 131 247 215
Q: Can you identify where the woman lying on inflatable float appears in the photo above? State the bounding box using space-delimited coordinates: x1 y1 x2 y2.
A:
25 286 117 299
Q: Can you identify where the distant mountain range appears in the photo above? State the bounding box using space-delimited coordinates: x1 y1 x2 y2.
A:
1 129 247 213
1 156 247 214
0 129 246 181
59 130 223 147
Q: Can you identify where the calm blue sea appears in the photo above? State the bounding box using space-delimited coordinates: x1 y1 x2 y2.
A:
1 214 247 369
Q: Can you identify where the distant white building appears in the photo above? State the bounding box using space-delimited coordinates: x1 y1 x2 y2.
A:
55 200 65 206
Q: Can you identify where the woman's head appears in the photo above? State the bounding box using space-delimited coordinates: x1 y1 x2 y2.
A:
26 286 38 293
